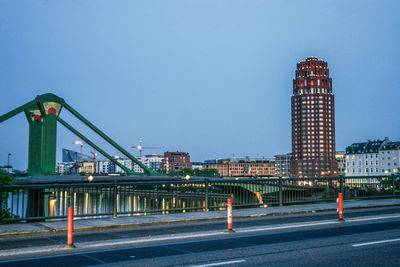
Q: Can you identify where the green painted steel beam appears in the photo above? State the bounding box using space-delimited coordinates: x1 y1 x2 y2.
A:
27 119 43 175
57 117 136 175
63 102 160 175
0 99 38 123
41 114 58 175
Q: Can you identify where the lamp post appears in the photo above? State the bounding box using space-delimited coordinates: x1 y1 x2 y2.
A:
7 153 11 173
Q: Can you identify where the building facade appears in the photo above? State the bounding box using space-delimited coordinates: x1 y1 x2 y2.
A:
96 160 114 174
290 57 337 177
345 138 399 176
163 152 192 173
204 158 275 177
56 162 74 174
95 154 164 174
78 161 95 174
132 155 164 173
114 158 134 173
335 152 346 175
274 153 292 178
192 162 204 170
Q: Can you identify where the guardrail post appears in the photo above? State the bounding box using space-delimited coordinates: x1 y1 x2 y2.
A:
337 192 344 221
113 179 118 218
279 177 283 206
227 198 233 232
65 206 75 248
205 178 209 211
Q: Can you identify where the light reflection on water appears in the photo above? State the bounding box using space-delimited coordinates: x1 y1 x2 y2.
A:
7 189 227 220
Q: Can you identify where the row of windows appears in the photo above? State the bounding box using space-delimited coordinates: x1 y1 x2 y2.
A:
301 100 332 105
296 79 330 87
302 148 333 152
297 70 328 77
294 138 333 142
300 62 326 68
347 151 398 160
294 156 332 161
293 122 333 129
296 152 334 157
347 156 398 162
382 162 398 166
298 166 332 170
299 111 332 117
295 88 330 94
299 115 333 120
348 168 398 174
298 162 331 165
300 95 330 100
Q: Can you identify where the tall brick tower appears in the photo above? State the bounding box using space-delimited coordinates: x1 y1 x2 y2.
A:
290 57 338 177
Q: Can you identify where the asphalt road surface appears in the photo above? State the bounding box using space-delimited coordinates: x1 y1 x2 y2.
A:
1 207 400 266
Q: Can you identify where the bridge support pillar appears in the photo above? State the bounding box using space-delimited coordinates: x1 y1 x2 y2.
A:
41 114 58 175
28 119 43 175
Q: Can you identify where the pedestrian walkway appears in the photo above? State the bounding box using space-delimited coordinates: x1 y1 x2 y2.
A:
1 198 399 238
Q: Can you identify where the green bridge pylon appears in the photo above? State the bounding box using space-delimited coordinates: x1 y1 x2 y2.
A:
0 93 160 176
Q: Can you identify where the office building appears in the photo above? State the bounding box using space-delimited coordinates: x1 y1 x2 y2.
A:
204 158 275 177
274 153 292 178
290 57 337 177
132 155 164 173
335 152 346 176
163 152 192 173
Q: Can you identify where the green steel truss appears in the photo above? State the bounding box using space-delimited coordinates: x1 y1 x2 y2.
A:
0 93 160 176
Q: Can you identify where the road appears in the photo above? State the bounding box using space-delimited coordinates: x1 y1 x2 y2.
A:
1 207 400 266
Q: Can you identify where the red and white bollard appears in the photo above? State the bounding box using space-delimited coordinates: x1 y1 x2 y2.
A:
227 198 234 232
336 193 344 221
66 206 75 248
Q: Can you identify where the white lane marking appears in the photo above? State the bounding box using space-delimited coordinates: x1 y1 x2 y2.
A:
2 214 400 258
81 231 227 249
188 260 246 267
352 238 400 247
235 220 339 233
346 214 400 222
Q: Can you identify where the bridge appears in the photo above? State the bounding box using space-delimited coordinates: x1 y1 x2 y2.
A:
0 93 159 176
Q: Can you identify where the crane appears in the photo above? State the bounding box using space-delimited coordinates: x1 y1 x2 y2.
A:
132 139 161 157
72 140 106 164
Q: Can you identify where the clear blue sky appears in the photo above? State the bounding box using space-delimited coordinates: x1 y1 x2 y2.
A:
1 0 399 170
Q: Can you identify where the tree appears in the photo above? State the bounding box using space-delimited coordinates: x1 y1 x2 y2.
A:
0 168 17 221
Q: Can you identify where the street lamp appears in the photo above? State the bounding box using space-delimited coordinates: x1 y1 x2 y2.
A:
7 153 11 173
90 151 98 174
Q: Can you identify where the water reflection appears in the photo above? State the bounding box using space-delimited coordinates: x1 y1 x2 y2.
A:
15 189 225 219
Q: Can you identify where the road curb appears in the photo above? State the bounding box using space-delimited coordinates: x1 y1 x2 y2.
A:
0 203 399 238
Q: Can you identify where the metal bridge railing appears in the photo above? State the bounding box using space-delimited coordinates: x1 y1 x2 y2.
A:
1 175 399 223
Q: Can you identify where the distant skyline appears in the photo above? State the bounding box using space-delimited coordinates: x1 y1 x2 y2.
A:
1 0 400 170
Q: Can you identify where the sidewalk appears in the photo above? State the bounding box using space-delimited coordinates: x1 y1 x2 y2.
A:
1 198 399 238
